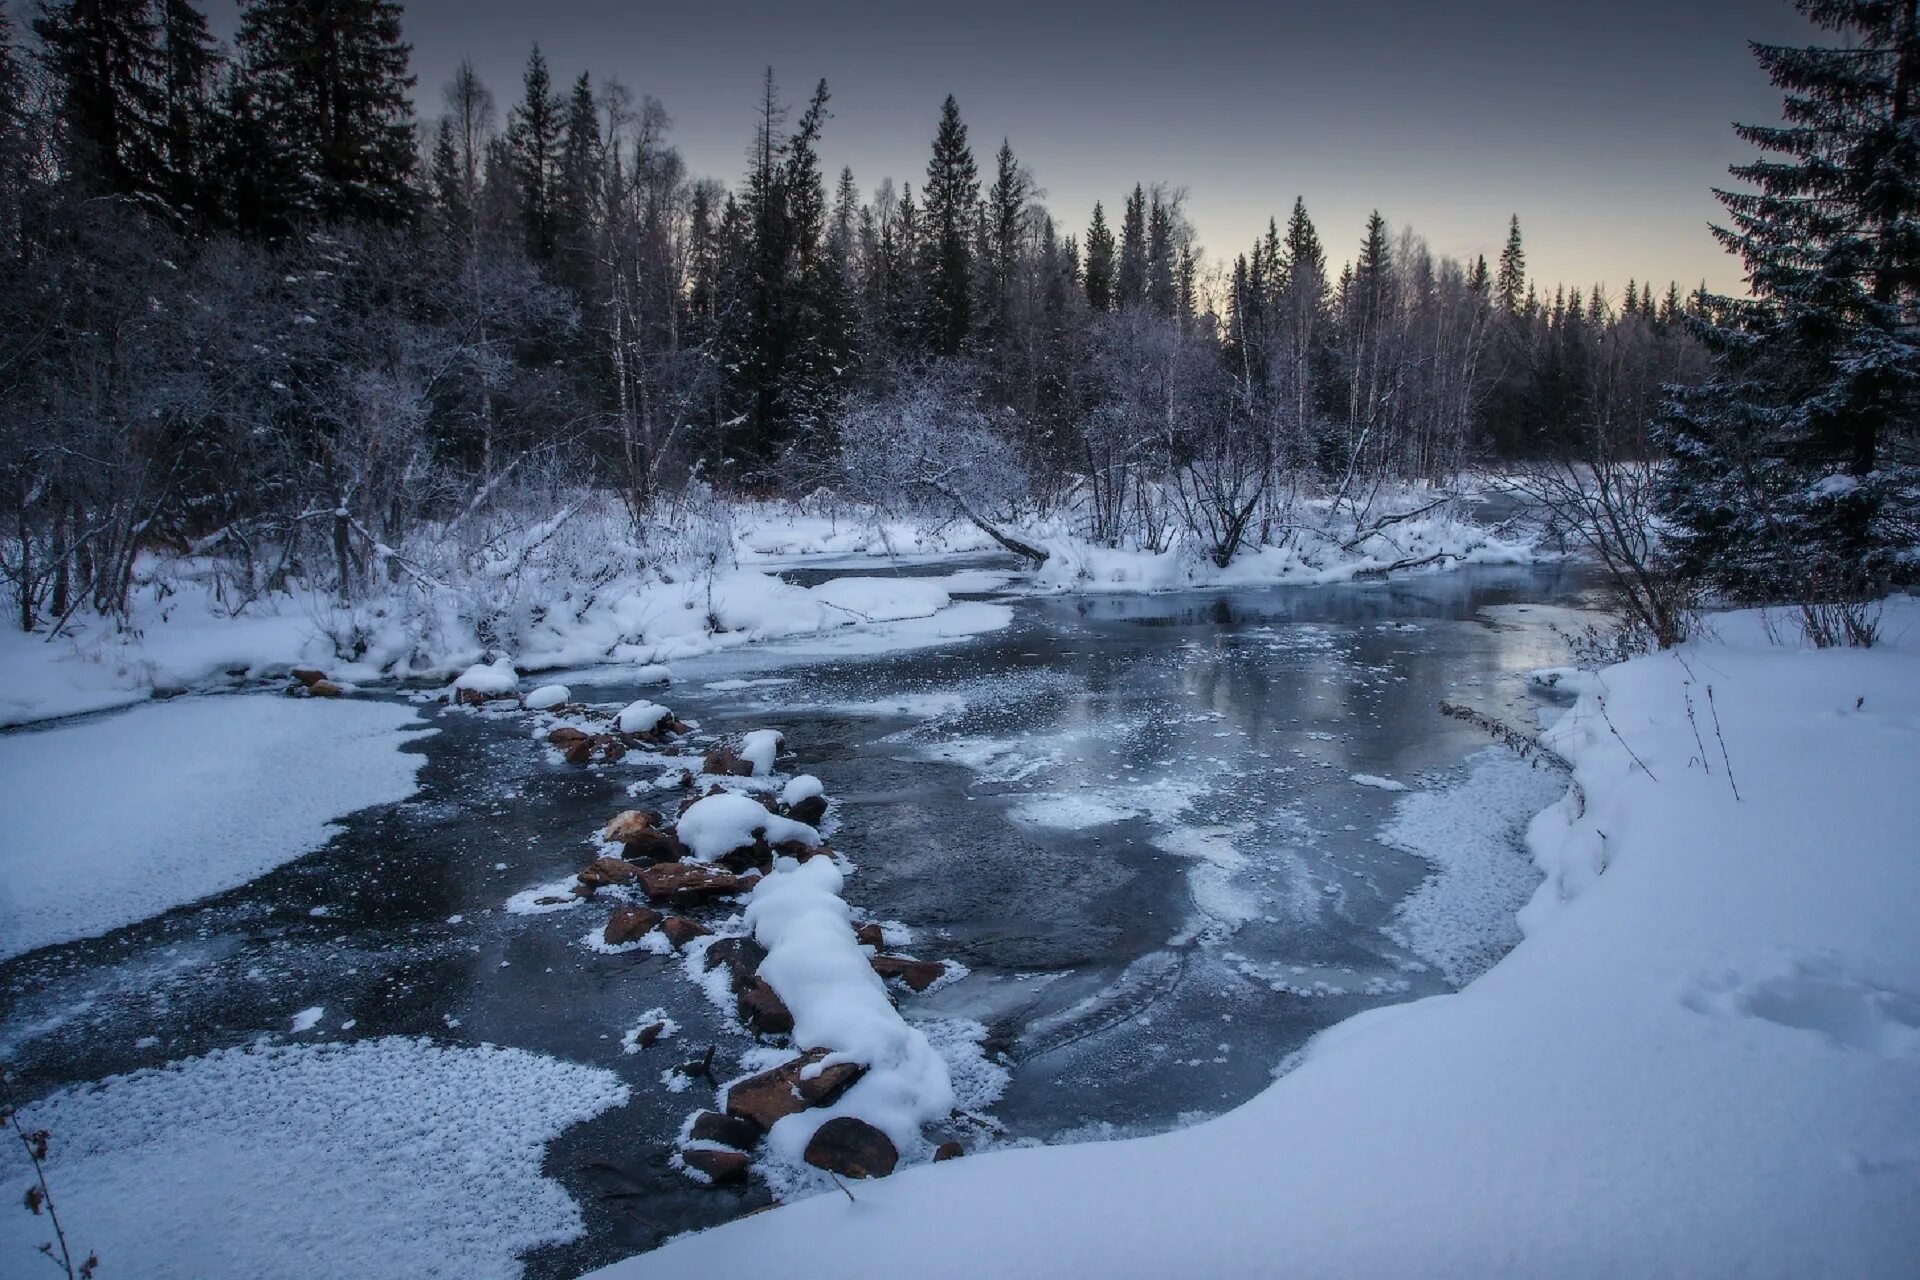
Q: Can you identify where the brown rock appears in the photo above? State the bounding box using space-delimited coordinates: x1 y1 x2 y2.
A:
724 1049 865 1131
548 726 591 747
736 975 794 1036
786 794 828 826
934 1141 965 1162
689 1110 763 1151
290 667 327 687
853 922 885 949
603 810 686 861
660 915 712 948
870 954 949 993
578 856 642 888
637 862 748 905
597 738 627 764
803 1116 898 1179
631 1020 669 1050
680 1147 750 1186
603 905 662 945
307 679 343 698
702 748 755 777
563 738 596 765
704 936 768 991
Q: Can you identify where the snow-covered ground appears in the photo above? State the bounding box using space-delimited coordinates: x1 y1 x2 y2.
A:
0 696 430 960
0 490 1539 728
592 599 1920 1279
0 1037 628 1279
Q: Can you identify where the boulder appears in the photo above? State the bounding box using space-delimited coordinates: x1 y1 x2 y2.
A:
307 680 343 698
933 1141 965 1162
870 954 949 993
704 936 768 992
680 1147 750 1186
548 726 591 747
660 915 712 948
630 1020 669 1050
602 810 686 861
689 1110 763 1151
852 922 885 949
785 794 828 826
724 1048 864 1131
578 856 642 888
701 747 755 777
603 905 662 946
736 974 794 1036
803 1116 898 1179
290 667 327 688
637 862 748 905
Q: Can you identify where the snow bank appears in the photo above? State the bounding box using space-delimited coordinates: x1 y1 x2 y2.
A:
0 696 430 961
741 857 955 1165
674 792 818 862
598 598 1920 1279
0 1038 628 1280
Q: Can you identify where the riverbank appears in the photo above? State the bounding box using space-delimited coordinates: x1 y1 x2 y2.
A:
595 597 1920 1279
0 489 1537 729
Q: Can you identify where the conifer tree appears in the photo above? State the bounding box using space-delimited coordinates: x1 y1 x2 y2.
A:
232 0 417 230
1083 200 1115 312
1116 183 1146 308
508 46 561 261
1660 0 1920 606
922 94 977 356
35 0 165 200
1494 213 1526 315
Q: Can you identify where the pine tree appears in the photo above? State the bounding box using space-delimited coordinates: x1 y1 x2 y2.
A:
552 71 600 286
1146 187 1177 317
922 94 977 356
508 46 561 261
232 0 417 230
1660 0 1920 606
1494 213 1526 314
985 138 1026 339
1082 200 1115 312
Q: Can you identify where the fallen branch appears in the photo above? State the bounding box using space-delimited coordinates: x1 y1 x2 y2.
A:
1439 700 1585 817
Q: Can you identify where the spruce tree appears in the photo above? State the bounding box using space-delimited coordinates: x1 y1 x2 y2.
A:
1082 201 1115 312
232 0 417 230
1146 187 1176 317
1116 183 1146 309
1494 213 1526 315
922 94 977 356
155 0 218 227
1659 0 1920 605
35 0 165 201
508 45 561 261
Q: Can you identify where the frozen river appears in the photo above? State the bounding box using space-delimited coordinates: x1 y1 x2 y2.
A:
0 558 1601 1277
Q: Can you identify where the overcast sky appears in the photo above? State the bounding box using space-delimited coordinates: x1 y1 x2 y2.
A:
224 0 1818 300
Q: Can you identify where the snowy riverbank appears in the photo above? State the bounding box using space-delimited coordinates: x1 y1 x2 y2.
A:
0 489 1539 729
593 598 1920 1279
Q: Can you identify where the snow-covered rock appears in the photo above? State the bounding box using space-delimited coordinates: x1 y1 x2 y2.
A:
617 700 671 734
523 683 570 710
675 792 818 862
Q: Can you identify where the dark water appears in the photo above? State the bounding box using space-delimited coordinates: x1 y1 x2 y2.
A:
0 559 1601 1277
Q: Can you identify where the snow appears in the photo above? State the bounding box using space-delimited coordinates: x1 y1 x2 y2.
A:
596 598 1920 1279
738 857 955 1168
631 663 673 685
616 700 671 734
522 682 570 710
780 774 824 806
0 696 430 961
674 792 818 862
0 1038 629 1280
738 728 784 776
1349 772 1410 791
452 658 519 695
289 1006 325 1033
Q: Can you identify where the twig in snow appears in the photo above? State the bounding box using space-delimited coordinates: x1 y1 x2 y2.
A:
3 1071 96 1280
824 1168 857 1205
1707 685 1741 802
1597 696 1658 782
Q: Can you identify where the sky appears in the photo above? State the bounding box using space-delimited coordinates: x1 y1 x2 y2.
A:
232 0 1819 301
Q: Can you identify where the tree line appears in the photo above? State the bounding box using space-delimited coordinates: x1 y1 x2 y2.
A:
1 0 1907 644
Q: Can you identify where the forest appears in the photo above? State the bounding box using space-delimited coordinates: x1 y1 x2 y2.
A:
0 0 1754 653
